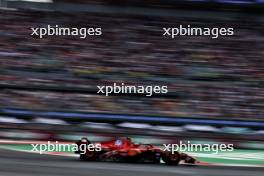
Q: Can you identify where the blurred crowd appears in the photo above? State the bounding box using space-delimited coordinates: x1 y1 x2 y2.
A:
0 10 263 119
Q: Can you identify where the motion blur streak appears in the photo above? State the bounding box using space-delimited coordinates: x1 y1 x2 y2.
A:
0 149 263 176
0 0 263 175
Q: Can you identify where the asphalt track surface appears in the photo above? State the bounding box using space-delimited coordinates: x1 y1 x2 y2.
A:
0 149 263 176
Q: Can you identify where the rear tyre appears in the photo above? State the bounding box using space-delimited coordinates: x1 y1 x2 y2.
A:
163 152 181 165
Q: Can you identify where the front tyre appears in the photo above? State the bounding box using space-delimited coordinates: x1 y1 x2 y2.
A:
181 153 196 164
185 156 196 164
163 152 180 165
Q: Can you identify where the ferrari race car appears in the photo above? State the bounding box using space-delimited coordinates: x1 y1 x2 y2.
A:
75 137 197 165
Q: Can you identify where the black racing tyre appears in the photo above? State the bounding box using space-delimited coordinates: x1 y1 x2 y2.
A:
153 156 161 164
185 156 196 164
181 153 196 164
163 152 181 165
80 151 97 161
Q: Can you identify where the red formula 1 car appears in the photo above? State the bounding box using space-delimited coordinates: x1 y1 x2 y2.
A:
75 137 197 165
